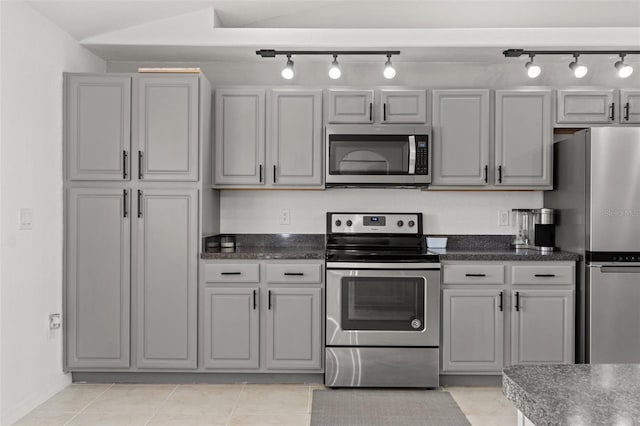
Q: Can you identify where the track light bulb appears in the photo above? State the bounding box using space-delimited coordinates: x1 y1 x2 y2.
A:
383 56 396 79
525 55 541 78
569 55 588 78
281 56 294 80
328 56 341 79
615 56 633 78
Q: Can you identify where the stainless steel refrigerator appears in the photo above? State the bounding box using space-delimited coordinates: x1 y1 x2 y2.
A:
545 127 640 364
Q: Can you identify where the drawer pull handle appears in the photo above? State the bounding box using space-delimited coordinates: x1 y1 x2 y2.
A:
534 274 556 277
221 272 241 275
515 291 520 312
499 291 504 312
284 272 305 276
465 273 486 277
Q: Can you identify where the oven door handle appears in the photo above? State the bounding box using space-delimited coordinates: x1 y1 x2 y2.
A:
327 262 441 270
408 135 416 175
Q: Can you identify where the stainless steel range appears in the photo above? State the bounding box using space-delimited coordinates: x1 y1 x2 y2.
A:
324 212 441 388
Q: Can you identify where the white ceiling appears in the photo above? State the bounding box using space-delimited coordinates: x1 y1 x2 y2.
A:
26 0 640 62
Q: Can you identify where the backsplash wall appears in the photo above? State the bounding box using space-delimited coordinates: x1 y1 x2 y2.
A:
219 189 542 234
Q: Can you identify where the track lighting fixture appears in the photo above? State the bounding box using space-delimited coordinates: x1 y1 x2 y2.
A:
328 55 342 79
280 55 294 80
524 54 541 78
256 49 400 80
615 54 633 78
504 49 639 79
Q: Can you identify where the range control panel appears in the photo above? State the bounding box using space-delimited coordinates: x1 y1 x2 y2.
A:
328 213 421 234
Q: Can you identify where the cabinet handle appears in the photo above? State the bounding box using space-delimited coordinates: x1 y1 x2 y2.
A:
515 291 520 312
284 272 305 276
259 164 263 183
123 189 128 218
221 272 241 275
498 165 503 183
268 290 272 310
383 103 387 121
369 103 373 121
122 151 128 179
624 102 630 121
499 291 504 312
138 151 143 179
609 103 615 121
137 190 142 218
484 165 488 183
253 290 257 310
534 274 556 277
465 273 486 277
273 165 277 183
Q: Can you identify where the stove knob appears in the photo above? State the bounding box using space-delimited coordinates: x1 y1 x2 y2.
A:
346 220 353 227
408 220 415 228
335 220 342 227
397 220 404 227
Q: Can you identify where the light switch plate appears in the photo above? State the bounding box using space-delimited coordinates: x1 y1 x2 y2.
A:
20 208 33 230
498 210 509 227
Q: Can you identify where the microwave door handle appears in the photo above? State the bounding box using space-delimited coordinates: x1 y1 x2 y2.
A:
408 135 416 174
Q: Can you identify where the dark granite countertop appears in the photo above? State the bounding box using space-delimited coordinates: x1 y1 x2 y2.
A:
433 248 580 262
201 234 325 260
201 247 326 260
503 364 640 426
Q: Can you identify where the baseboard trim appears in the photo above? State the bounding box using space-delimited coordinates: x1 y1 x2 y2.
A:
1 374 71 425
72 372 324 384
440 374 502 387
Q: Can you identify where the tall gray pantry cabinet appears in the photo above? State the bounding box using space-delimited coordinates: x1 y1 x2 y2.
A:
64 73 216 371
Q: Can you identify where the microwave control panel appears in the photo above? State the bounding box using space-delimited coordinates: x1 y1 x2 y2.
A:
415 136 429 175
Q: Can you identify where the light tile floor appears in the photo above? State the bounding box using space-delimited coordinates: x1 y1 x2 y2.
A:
14 383 516 426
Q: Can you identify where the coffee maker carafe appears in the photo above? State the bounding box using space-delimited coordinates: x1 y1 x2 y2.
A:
511 208 555 252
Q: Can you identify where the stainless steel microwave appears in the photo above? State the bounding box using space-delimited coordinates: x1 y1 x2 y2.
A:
325 125 431 187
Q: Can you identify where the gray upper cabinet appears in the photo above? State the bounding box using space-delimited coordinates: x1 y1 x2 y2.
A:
215 88 266 185
265 287 322 370
135 189 198 369
432 90 490 186
380 89 427 123
557 89 616 124
67 188 130 368
327 89 374 123
441 288 504 372
203 287 260 369
67 75 131 181
136 76 199 181
620 89 640 124
510 289 574 365
270 89 323 186
495 89 552 187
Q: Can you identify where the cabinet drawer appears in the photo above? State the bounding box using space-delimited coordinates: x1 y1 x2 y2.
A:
511 265 574 285
443 265 505 284
204 263 260 283
266 263 322 284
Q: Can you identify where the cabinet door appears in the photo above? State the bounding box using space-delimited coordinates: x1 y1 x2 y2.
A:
215 89 266 185
67 188 130 368
380 89 427 123
495 90 552 186
441 289 504 372
270 89 323 186
620 89 640 124
135 189 198 369
557 89 615 124
67 75 131 181
136 76 199 181
203 287 260 369
327 89 374 123
266 287 322 370
511 289 574 365
432 90 490 185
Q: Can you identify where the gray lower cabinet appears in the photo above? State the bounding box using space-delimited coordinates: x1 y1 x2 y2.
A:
266 287 322 370
203 287 260 369
441 288 504 372
66 188 130 368
66 75 131 181
135 189 198 369
620 89 640 124
510 289 574 365
136 76 199 181
557 89 615 124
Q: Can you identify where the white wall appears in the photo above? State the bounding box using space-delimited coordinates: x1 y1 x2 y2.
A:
0 3 105 424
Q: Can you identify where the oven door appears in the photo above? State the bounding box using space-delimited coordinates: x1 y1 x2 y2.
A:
326 267 440 347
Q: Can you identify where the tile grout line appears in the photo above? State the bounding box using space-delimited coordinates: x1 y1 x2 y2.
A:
143 383 180 426
225 382 245 426
62 382 115 426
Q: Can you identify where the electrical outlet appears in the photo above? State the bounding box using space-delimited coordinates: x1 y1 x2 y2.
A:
498 210 510 226
280 209 290 225
20 208 33 230
47 313 61 340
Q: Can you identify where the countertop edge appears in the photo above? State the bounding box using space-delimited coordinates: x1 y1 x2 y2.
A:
502 372 549 426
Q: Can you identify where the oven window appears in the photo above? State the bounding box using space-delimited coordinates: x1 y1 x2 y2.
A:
341 276 425 331
328 135 409 175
